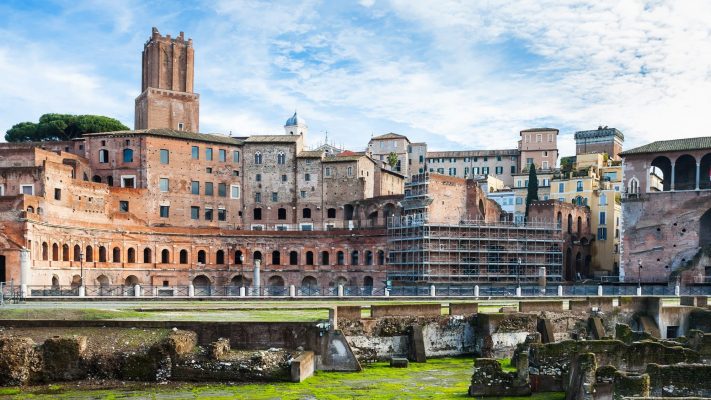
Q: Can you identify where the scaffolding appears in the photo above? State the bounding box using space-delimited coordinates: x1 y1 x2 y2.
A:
389 173 564 284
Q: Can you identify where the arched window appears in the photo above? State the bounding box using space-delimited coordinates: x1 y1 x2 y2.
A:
99 246 107 262
556 212 562 229
366 250 373 265
344 205 354 220
377 250 385 265
235 250 243 264
321 251 330 265
143 248 152 263
302 208 312 219
197 250 206 264
577 216 582 236
327 208 337 218
272 251 281 265
62 244 69 261
277 151 286 164
278 208 287 220
26 206 34 213
73 244 81 261
254 152 262 165
567 214 573 234
337 251 345 265
289 251 298 265
99 149 109 163
162 249 171 264
629 178 639 194
305 251 314 265
127 248 136 263
92 175 102 183
253 251 263 262
351 250 359 265
112 247 121 263
42 242 48 260
216 250 225 265
85 245 93 262
123 148 134 163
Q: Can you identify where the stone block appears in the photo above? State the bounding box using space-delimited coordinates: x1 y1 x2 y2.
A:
0 337 40 386
589 317 606 339
469 358 530 397
290 351 315 382
408 325 427 363
42 335 88 381
371 304 441 318
337 306 362 320
449 302 478 316
209 338 230 360
390 357 409 368
519 300 564 312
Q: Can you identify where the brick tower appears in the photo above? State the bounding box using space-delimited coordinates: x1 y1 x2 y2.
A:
134 27 199 132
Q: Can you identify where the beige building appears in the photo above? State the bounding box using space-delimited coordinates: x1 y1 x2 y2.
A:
511 169 555 224
426 149 519 187
518 128 559 171
550 153 622 278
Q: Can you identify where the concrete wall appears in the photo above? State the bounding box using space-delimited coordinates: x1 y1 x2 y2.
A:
370 304 441 318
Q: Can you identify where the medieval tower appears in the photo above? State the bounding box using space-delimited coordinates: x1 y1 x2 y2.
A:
134 27 200 132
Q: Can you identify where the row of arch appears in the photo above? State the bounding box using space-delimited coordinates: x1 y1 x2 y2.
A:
647 153 711 192
192 274 375 288
556 211 590 236
39 242 387 266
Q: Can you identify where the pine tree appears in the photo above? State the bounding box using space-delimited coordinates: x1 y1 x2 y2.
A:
525 164 539 221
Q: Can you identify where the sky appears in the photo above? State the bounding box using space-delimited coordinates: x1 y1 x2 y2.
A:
1 0 711 157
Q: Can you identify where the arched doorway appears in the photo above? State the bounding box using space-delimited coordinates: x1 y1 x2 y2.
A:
71 274 82 288
231 275 250 287
674 154 697 190
364 276 374 295
125 275 139 286
193 275 211 296
267 275 285 295
700 153 711 190
0 255 5 283
701 208 711 249
301 276 318 295
650 156 672 191
344 204 354 221
51 275 59 288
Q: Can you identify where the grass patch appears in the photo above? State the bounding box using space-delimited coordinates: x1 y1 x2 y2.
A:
498 358 517 372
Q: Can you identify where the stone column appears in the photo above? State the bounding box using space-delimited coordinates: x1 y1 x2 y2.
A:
696 162 701 190
670 163 676 191
188 284 195 297
430 284 436 297
20 249 30 298
134 284 141 297
253 259 261 295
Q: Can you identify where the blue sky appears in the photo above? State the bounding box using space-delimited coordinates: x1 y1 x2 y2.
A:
2 0 711 157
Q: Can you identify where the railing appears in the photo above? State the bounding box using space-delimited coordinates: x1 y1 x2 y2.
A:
6 283 711 298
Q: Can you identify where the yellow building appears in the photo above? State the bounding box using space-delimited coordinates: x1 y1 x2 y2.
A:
512 169 554 224
550 153 622 278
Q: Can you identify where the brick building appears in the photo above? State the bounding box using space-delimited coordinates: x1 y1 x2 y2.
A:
620 137 711 284
575 126 625 161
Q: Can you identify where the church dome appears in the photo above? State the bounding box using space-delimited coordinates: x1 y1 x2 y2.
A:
285 111 305 126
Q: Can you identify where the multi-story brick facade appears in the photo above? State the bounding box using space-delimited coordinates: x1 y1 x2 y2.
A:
575 127 625 161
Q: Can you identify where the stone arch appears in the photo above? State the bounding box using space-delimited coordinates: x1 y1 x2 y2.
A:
267 275 285 287
127 248 136 263
577 216 582 236
235 250 244 264
112 247 121 263
143 247 152 263
351 250 359 265
26 206 34 213
231 274 251 287
197 250 207 264
674 154 697 190
85 245 93 262
301 275 317 288
700 153 711 190
193 275 211 287
96 275 110 286
92 175 102 183
650 156 672 191
305 251 314 265
216 250 225 265
334 276 348 287
344 204 354 221
365 250 373 265
377 250 385 265
62 244 69 261
289 250 298 265
125 275 139 286
336 251 345 265
71 274 82 288
567 214 573 234
321 251 330 265
179 249 188 264
42 242 48 260
162 249 171 264
51 275 59 288
272 250 281 265
364 276 374 287
368 211 378 226
253 251 263 262
99 246 107 262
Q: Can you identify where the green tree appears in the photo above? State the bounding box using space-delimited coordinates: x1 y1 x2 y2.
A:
5 113 129 142
387 152 399 169
525 163 539 220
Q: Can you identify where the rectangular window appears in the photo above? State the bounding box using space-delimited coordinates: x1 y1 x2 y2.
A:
543 178 549 186
464 167 469 176
255 192 261 203
205 182 214 196
516 197 523 205
233 150 240 162
159 178 169 192
191 206 199 220
599 211 606 225
483 156 488 162
325 167 332 177
160 205 170 218
119 201 129 212
191 181 200 195
160 149 169 164
526 158 533 166
54 188 61 200
121 176 136 188
577 181 583 192
206 148 213 161
559 182 565 192
0 185 4 196
472 167 479 174
542 161 549 169
191 146 199 159
271 192 278 202
496 155 502 161
448 168 456 176
206 167 212 173
510 165 516 174
419 155 424 163
233 170 239 176
305 173 311 181
256 174 261 182
218 208 227 221
495 166 503 174
300 190 307 198
598 227 608 240
205 208 213 221
230 185 240 199
20 185 33 195
281 174 287 182
219 149 226 162
218 183 227 197
536 134 542 142
482 167 489 175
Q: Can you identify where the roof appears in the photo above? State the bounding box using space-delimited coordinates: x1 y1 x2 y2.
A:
574 127 625 141
297 150 324 159
370 132 410 142
520 128 559 133
620 136 711 156
426 149 519 158
285 111 306 127
84 129 243 145
244 135 301 143
322 155 368 163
